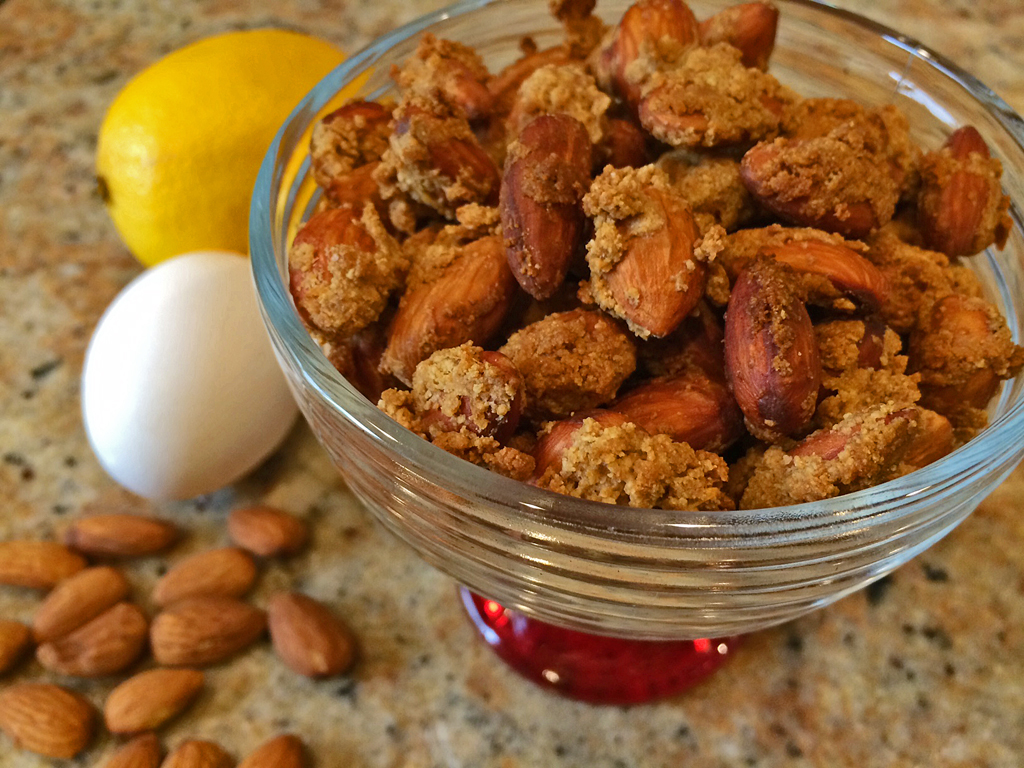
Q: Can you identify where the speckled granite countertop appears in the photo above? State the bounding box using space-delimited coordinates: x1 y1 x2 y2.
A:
3 1 1024 766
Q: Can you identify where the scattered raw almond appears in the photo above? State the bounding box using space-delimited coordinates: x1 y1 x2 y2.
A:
267 592 356 678
105 667 205 734
161 739 234 768
151 597 267 667
103 732 163 768
0 620 32 676
33 565 131 642
0 540 87 589
153 547 258 607
36 601 149 677
238 734 306 768
0 682 96 759
227 506 308 558
64 513 180 558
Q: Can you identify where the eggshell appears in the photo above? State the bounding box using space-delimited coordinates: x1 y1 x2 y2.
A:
82 250 299 499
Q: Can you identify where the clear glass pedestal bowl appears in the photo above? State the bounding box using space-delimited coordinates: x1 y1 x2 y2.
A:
251 0 1024 703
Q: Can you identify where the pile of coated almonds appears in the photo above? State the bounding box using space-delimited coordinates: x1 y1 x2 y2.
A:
0 505 355 766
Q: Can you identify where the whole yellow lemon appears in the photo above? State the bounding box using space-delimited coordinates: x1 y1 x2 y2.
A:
97 29 344 267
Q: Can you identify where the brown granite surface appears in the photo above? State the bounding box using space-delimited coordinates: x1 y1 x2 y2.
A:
2 1 1024 766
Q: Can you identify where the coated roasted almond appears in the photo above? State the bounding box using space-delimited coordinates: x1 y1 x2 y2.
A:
724 256 822 442
64 513 180 558
36 601 148 677
500 114 592 300
227 506 308 558
762 239 889 310
267 592 356 678
0 540 86 589
105 668 205 734
699 1 779 70
150 597 267 667
161 739 234 768
33 565 131 642
0 620 31 676
238 734 306 768
153 547 258 607
103 732 163 768
0 682 96 759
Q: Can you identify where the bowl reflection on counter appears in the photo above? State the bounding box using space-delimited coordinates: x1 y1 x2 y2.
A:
250 0 1024 640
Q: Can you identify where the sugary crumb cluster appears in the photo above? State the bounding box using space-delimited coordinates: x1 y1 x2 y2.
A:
290 0 1022 512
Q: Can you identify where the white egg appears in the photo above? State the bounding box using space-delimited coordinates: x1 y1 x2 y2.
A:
82 250 299 499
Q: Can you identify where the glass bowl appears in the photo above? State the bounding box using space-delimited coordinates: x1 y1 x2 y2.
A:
250 0 1024 645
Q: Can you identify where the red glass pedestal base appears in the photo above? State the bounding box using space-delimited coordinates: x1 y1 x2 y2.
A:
460 588 739 705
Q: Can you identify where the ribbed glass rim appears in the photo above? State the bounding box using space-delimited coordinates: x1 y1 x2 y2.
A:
250 0 1024 541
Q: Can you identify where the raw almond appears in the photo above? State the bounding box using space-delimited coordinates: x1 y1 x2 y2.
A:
151 597 267 667
64 513 180 558
105 667 205 734
153 547 257 607
161 740 234 768
36 601 148 677
238 734 306 768
267 592 356 678
0 620 31 676
227 506 308 558
0 540 86 589
33 565 130 642
0 682 96 759
104 732 163 768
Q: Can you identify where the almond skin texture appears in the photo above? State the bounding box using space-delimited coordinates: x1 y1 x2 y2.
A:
500 114 592 300
724 257 822 442
238 734 307 768
0 540 87 589
0 620 31 676
153 547 258 607
36 601 149 677
762 239 889 310
151 597 267 667
0 682 96 759
105 668 205 734
227 506 308 558
33 565 131 642
699 1 779 70
64 513 180 558
103 732 163 768
382 234 518 385
267 592 356 678
161 740 234 768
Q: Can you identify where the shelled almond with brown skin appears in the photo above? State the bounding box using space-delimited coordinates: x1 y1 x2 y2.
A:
901 408 955 469
161 740 234 768
105 668 205 734
150 597 267 667
228 506 308 558
153 547 258 607
599 118 650 169
309 100 391 192
33 565 130 642
592 0 700 111
238 734 306 768
0 683 96 759
381 234 518 385
64 513 180 558
724 257 821 443
36 601 148 677
761 239 889 310
613 367 745 452
917 125 1012 257
103 732 163 768
267 592 356 678
531 410 628 481
699 1 779 70
500 114 592 300
0 620 31 676
0 541 86 589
